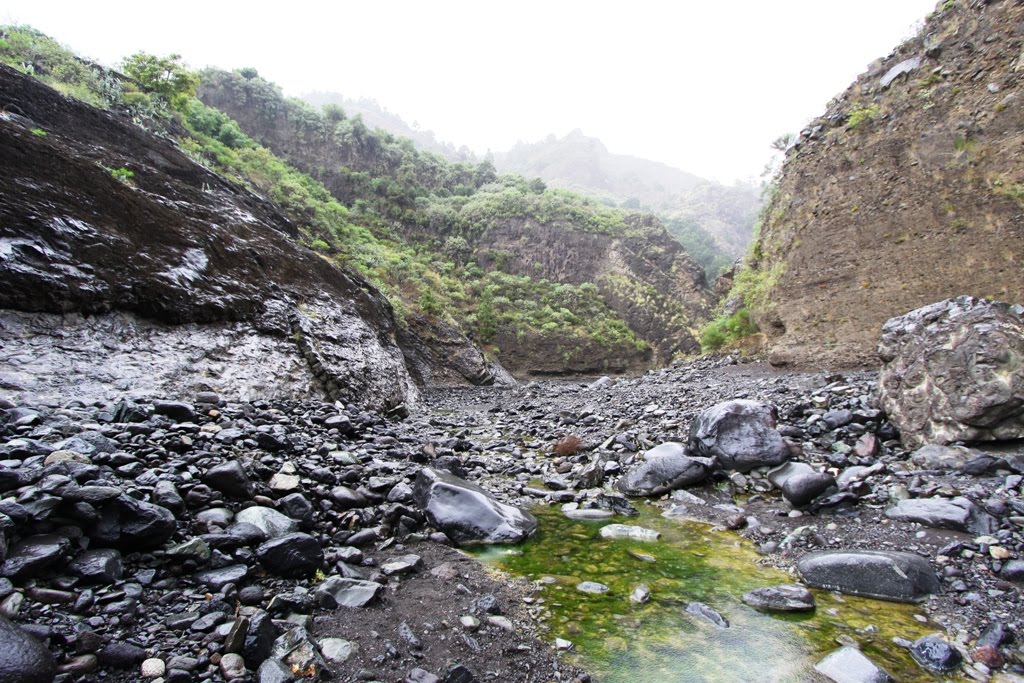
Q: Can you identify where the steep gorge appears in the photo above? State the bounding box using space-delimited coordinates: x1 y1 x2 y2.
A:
736 0 1024 368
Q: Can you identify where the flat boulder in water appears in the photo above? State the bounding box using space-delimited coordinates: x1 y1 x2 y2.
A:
614 442 712 496
685 602 729 628
413 467 537 545
598 524 660 542
741 584 815 612
797 550 939 603
815 646 894 683
688 400 791 472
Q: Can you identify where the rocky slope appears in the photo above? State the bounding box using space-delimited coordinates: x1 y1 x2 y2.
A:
494 129 761 260
0 63 416 412
198 72 712 372
738 0 1024 368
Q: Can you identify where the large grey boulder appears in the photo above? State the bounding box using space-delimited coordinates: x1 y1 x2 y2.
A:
0 614 57 683
413 468 537 545
615 442 712 496
885 497 998 535
797 550 940 603
688 400 791 472
878 297 1024 448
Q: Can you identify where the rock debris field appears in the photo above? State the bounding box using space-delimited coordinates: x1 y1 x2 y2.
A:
1 354 1023 683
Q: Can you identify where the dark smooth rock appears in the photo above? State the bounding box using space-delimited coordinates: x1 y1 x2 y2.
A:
688 399 791 472
614 442 712 497
878 296 1024 447
0 533 71 580
202 461 254 499
68 548 123 585
153 400 196 423
797 550 940 603
55 432 118 456
413 467 536 546
684 601 728 628
90 495 176 550
244 610 278 666
193 564 249 592
741 584 816 612
885 497 998 535
234 507 297 539
910 635 963 672
256 533 323 578
767 462 837 508
97 641 147 668
0 614 57 683
814 646 894 683
275 493 314 524
314 577 383 609
999 559 1024 581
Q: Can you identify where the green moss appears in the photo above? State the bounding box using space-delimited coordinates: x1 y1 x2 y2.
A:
846 103 881 130
475 506 938 683
699 308 758 351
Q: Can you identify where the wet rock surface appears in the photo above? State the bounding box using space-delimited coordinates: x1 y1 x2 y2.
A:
1 357 1023 681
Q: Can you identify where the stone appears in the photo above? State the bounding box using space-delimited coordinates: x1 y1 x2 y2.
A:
0 614 56 683
153 400 196 423
630 584 651 604
797 550 940 603
598 524 660 542
614 442 712 496
319 637 357 664
381 554 422 576
909 635 963 672
685 602 729 628
68 548 123 585
235 506 298 539
141 657 166 678
576 581 609 594
98 642 147 668
688 399 791 472
202 461 254 499
563 508 614 521
90 495 176 550
243 610 277 666
272 626 328 677
767 462 836 508
219 652 247 679
910 444 978 471
885 497 998 535
256 533 323 578
193 564 249 592
999 559 1024 581
268 472 300 493
741 584 815 612
878 297 1024 447
413 467 537 545
314 577 383 608
814 646 894 683
1 533 71 580
256 658 293 683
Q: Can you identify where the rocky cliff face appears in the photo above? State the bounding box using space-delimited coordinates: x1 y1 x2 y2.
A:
0 64 417 411
741 0 1024 368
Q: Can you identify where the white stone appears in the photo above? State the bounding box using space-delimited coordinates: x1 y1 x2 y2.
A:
141 658 166 678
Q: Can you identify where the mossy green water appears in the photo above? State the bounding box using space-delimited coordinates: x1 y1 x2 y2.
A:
474 504 954 682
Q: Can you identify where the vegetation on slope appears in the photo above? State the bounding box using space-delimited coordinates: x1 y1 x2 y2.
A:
2 26 704 369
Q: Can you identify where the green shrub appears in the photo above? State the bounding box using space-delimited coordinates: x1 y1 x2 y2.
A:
698 308 758 352
847 104 880 130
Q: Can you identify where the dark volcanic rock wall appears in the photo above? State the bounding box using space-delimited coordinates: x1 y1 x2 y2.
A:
743 0 1024 368
0 64 416 411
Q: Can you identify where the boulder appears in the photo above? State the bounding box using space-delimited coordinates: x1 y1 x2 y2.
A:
614 442 712 496
741 584 815 612
315 577 383 608
878 297 1024 447
256 533 323 578
598 524 660 542
796 550 940 603
1 533 71 581
234 507 298 539
688 400 791 472
90 495 176 550
885 497 998 535
814 646 893 683
767 462 836 508
0 615 56 683
685 602 729 628
413 468 536 545
202 461 255 499
910 635 963 672
67 548 123 585
910 444 978 471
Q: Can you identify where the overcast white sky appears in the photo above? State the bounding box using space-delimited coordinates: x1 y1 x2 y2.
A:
2 1 936 183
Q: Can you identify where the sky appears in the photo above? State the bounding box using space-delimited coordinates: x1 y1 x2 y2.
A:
1 1 937 183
